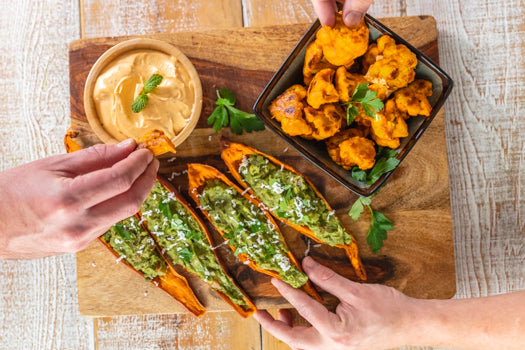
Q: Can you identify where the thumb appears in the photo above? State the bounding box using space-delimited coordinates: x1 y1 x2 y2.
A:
341 0 373 28
302 256 357 300
60 139 138 175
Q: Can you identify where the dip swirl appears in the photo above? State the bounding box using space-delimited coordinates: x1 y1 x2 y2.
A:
93 49 196 141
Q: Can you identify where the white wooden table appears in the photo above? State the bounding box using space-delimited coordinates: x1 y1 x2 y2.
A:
0 1 523 349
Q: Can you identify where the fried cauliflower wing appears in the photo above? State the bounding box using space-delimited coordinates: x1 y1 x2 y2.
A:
365 35 417 94
334 67 368 103
326 129 376 170
303 103 344 140
316 13 369 66
370 99 409 149
269 85 313 137
394 79 433 117
269 85 343 140
361 43 379 73
269 84 307 123
303 40 337 85
307 68 339 109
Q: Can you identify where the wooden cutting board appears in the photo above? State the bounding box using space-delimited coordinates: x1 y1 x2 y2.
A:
70 16 455 317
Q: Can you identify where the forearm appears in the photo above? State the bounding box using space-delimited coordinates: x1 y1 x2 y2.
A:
409 290 525 349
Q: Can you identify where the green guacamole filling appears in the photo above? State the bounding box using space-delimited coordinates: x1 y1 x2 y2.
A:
140 182 247 307
199 179 308 289
238 154 352 247
101 217 167 281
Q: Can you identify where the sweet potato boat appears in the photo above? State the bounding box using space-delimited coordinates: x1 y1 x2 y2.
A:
220 140 367 281
139 177 256 318
187 163 321 300
63 130 206 317
100 216 206 317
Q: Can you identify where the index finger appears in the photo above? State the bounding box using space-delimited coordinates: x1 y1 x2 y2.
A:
302 257 359 301
271 278 341 335
311 0 338 26
64 148 154 210
59 139 138 176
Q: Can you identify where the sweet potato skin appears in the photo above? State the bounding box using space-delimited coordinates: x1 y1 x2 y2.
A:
220 140 367 281
152 176 257 318
187 163 321 301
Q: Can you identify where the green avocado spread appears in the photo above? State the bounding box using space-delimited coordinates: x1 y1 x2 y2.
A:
238 155 352 246
101 217 166 281
140 182 247 307
199 179 308 289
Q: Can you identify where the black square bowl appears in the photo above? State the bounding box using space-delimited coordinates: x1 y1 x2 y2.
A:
253 15 453 197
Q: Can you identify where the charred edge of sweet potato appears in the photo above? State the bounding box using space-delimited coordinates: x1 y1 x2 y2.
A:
136 129 176 156
97 217 206 317
187 163 321 301
153 175 257 318
64 126 83 153
221 141 367 281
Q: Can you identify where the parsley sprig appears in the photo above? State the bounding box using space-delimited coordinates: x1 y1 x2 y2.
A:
352 147 400 185
207 87 265 135
349 196 393 253
344 83 384 124
131 74 163 113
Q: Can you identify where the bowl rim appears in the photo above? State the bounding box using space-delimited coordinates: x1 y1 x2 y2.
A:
253 14 454 197
83 37 203 147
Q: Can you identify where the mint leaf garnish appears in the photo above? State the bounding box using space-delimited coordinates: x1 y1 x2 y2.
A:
131 74 163 113
143 74 163 93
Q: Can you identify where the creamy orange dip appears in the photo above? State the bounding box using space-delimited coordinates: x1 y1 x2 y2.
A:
93 49 196 141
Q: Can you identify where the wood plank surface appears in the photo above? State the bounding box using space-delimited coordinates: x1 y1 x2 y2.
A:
80 0 243 38
71 16 454 318
0 1 93 349
0 1 523 350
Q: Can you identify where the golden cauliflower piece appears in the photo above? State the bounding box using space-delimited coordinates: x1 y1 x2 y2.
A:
269 85 343 141
394 79 433 117
303 104 344 140
334 67 368 103
326 129 376 170
365 35 417 94
303 40 337 85
370 99 409 149
316 13 369 66
307 68 339 109
269 85 313 137
361 42 379 73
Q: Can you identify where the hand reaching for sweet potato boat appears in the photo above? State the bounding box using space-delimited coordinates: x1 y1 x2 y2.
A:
312 0 374 28
0 139 159 259
256 257 525 350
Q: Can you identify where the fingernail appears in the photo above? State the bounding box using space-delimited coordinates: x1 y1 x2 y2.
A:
270 277 281 287
302 256 315 269
345 11 363 28
145 151 154 164
117 138 136 148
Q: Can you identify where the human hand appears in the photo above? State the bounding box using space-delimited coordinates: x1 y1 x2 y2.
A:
312 0 373 27
0 139 159 259
254 256 421 350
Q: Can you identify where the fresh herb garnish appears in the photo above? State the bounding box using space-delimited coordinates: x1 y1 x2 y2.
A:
178 248 193 263
207 87 265 134
351 147 400 185
349 196 393 253
114 222 132 240
264 243 276 260
343 83 384 124
131 74 163 113
159 201 172 219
